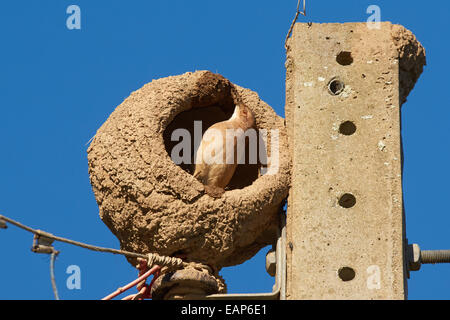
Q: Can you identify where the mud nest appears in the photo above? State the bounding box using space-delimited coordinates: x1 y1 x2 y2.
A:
87 71 290 270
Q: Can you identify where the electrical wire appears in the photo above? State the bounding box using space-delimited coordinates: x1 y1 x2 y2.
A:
1 214 149 260
285 0 307 50
0 214 192 300
49 251 60 300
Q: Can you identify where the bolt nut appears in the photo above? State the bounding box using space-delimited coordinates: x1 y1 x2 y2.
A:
266 250 276 277
408 243 421 271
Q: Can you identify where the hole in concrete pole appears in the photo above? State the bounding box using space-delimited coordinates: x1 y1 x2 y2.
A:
338 267 356 281
336 51 353 66
339 193 356 208
339 121 357 136
328 79 345 95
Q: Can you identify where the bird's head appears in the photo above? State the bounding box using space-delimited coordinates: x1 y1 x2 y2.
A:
234 104 256 129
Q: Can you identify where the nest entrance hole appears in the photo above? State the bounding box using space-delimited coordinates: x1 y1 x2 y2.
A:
164 100 265 191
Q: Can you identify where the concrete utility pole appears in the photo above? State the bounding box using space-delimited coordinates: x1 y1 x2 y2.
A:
285 22 425 299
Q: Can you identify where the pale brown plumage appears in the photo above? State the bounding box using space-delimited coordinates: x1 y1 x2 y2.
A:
193 104 255 197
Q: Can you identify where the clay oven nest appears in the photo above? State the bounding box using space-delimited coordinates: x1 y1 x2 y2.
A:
87 71 290 270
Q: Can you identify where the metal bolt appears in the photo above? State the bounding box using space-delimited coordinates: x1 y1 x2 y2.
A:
408 243 450 272
266 250 276 277
421 250 450 264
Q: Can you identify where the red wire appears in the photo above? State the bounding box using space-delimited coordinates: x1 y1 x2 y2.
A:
102 265 161 300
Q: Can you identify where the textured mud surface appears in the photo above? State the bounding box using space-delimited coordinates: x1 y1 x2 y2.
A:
88 71 290 270
390 24 426 104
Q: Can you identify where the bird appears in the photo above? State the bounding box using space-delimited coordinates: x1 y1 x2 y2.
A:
193 103 255 198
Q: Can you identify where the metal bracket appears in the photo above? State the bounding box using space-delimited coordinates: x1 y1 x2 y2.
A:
205 213 286 300
32 231 59 254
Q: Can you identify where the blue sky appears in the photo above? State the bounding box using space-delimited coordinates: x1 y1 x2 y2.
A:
0 0 449 300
